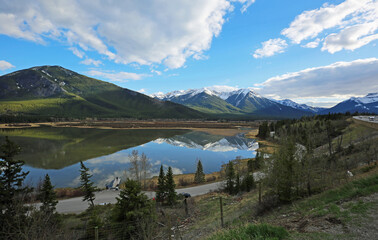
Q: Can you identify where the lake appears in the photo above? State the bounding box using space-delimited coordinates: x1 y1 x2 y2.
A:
0 127 257 188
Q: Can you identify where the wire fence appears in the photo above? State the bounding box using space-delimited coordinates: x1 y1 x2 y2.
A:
67 190 260 240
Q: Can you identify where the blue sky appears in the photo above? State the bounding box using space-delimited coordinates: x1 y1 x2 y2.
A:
0 0 377 107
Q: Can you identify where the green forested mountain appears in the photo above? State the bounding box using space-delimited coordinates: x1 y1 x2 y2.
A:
0 66 204 119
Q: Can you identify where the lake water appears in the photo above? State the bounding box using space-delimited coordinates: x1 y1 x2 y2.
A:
0 127 257 188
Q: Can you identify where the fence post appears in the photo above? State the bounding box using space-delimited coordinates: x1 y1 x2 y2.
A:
168 215 172 240
94 226 99 240
258 181 262 204
184 198 189 217
220 197 224 228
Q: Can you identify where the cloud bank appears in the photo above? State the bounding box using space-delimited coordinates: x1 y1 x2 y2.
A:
256 58 378 101
0 0 255 69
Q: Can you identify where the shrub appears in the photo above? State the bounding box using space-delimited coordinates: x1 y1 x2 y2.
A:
208 223 289 240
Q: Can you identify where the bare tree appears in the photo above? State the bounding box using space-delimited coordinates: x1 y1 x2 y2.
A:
129 150 140 182
140 153 151 189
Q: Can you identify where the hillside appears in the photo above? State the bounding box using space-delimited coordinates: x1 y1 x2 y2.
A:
0 66 205 119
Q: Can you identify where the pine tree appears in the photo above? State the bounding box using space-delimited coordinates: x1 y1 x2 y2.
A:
235 173 240 194
194 159 205 184
38 174 58 214
79 161 96 208
165 166 177 205
257 121 270 139
241 173 254 192
0 137 30 236
112 178 155 239
156 165 166 203
225 161 235 195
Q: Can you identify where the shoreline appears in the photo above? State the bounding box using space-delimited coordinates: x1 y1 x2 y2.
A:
0 120 259 130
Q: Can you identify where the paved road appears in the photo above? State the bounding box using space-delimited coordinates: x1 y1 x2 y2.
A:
353 116 378 123
34 181 224 214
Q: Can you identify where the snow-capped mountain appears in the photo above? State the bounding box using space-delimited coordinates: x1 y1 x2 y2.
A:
152 86 241 101
272 99 325 113
153 87 312 117
320 93 378 114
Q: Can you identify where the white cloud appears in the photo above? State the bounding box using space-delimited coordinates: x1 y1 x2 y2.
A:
256 0 378 56
233 0 256 13
138 88 146 94
302 39 320 48
253 38 287 58
322 21 378 53
281 0 373 44
257 58 378 100
207 85 239 92
88 70 150 82
80 58 102 66
69 47 85 58
0 60 15 70
282 0 378 52
0 0 256 69
150 69 162 76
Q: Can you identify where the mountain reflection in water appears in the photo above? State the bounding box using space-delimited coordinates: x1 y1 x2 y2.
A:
0 127 257 187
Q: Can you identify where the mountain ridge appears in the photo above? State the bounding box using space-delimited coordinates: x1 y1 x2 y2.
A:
320 93 378 114
0 66 205 119
154 87 312 118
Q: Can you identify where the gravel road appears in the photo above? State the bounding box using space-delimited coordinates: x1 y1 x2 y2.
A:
34 181 224 214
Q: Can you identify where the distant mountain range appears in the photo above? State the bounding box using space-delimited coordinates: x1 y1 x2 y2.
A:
0 66 376 120
271 99 325 113
0 66 204 119
153 87 378 117
319 93 378 114
152 87 314 118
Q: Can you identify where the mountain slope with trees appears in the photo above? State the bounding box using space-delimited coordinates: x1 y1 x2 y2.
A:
0 66 205 120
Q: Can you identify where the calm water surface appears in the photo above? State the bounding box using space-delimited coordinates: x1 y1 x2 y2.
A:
0 127 257 188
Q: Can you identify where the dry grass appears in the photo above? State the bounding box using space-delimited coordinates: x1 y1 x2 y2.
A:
144 172 222 190
246 129 278 154
55 188 84 199
0 120 259 130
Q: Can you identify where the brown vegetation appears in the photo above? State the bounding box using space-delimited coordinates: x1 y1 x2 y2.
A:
1 120 259 130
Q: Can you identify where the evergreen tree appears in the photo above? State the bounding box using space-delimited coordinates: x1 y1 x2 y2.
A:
38 174 58 215
257 121 269 139
79 161 96 208
268 138 298 202
254 152 262 170
247 159 254 173
165 166 177 205
194 159 205 184
225 161 235 195
235 173 240 194
155 165 166 203
241 173 255 192
0 137 30 237
112 178 155 239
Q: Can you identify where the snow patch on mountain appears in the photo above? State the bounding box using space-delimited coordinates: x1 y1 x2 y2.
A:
152 87 261 101
272 99 324 113
350 92 378 104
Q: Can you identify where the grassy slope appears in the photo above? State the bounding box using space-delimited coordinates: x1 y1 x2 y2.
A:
0 66 205 119
188 119 378 239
